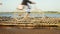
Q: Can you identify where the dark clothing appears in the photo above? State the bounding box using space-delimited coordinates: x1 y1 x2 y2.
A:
21 0 32 5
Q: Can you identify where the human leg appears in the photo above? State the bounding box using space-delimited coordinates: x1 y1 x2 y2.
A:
23 5 31 19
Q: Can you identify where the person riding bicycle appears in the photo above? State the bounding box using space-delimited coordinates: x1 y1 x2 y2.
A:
17 0 36 19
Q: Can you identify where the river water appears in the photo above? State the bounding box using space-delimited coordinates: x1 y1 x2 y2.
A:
0 13 60 18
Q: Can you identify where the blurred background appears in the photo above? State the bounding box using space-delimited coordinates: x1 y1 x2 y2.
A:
0 0 60 12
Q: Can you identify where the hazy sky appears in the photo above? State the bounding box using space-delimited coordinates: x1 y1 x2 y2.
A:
0 0 60 12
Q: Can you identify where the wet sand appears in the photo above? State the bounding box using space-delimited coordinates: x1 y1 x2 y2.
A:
0 17 60 34
0 27 60 34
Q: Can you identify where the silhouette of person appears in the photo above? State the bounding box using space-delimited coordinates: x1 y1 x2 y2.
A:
18 0 36 19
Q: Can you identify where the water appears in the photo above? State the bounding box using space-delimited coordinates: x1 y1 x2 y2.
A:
0 13 60 18
30 13 60 18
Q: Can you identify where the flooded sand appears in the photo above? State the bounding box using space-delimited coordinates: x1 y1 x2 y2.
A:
0 27 60 34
